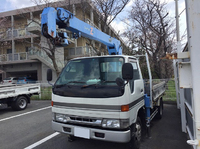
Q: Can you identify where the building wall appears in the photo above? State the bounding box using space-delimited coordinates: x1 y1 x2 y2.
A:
15 42 31 53
4 62 38 73
0 45 12 54
14 17 27 29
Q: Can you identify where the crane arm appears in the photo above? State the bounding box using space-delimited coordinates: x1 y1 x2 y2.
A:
41 7 122 55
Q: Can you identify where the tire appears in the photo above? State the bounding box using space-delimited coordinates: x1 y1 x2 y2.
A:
126 117 142 149
11 96 28 111
156 98 163 119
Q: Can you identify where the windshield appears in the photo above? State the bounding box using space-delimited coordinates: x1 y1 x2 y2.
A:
54 57 125 98
55 57 124 86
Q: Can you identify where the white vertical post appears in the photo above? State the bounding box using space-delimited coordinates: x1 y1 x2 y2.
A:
90 9 94 23
173 60 179 108
73 4 76 16
30 12 34 48
11 15 15 60
175 0 187 133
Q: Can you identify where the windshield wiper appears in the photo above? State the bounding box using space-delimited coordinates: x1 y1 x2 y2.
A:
81 83 100 89
55 81 86 88
67 81 86 84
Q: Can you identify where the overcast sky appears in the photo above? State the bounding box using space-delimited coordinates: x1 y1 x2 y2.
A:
1 0 187 43
110 0 186 42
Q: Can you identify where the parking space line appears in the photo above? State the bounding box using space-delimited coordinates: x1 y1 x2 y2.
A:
0 106 51 122
24 132 60 149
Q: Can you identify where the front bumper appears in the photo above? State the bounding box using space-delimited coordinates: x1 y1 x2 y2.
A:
52 121 131 143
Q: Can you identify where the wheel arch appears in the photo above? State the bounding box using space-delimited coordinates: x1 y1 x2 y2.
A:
12 95 30 103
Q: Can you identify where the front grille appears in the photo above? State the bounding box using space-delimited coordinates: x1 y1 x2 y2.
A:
68 116 102 126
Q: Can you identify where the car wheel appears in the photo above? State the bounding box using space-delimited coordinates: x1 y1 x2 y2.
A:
11 96 28 111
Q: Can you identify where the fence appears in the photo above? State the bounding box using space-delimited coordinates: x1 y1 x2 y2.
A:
31 86 52 100
163 78 177 101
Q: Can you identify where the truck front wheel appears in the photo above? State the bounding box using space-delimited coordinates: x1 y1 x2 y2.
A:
11 96 28 111
126 117 142 149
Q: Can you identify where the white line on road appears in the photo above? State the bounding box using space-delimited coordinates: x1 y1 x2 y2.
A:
24 132 60 149
0 106 51 122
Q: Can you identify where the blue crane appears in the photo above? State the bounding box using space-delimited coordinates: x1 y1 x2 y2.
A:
41 7 122 55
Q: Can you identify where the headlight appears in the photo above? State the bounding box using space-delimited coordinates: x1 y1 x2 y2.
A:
55 113 69 123
102 119 120 128
102 119 129 129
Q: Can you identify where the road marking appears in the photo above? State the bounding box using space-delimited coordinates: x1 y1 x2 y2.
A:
0 106 51 122
24 132 60 149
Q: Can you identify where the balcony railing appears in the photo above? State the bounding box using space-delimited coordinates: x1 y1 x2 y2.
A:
0 46 97 70
5 28 32 39
0 52 28 62
28 47 64 69
67 46 97 58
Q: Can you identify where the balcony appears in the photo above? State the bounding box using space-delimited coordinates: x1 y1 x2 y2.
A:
0 52 29 62
2 28 36 41
26 19 41 35
67 46 98 59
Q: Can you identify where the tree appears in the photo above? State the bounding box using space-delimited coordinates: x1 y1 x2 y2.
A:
92 0 129 31
123 0 175 79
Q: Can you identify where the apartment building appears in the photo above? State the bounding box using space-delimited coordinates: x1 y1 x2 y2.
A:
0 0 129 84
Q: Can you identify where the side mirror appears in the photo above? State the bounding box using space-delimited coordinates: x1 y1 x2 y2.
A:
122 63 133 80
47 69 52 81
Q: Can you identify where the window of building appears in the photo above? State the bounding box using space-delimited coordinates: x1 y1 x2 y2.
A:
7 49 12 54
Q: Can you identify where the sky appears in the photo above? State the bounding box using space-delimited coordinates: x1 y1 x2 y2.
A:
110 0 187 44
0 0 187 45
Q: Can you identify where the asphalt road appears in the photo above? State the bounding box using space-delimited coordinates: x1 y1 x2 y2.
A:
0 100 191 149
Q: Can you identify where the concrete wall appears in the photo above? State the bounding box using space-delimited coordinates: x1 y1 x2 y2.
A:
55 47 65 68
15 42 31 53
4 62 38 73
0 45 12 54
14 16 28 29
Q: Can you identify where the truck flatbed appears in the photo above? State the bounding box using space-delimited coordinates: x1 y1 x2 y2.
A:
0 83 40 110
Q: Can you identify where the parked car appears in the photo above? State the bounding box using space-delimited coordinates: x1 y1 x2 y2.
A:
3 77 18 84
17 77 37 84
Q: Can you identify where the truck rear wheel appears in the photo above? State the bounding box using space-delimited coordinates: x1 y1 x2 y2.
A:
126 117 142 149
11 96 28 111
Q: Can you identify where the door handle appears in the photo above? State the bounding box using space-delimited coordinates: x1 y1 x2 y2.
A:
141 89 143 92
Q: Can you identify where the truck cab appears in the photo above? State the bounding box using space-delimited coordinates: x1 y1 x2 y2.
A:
50 55 144 146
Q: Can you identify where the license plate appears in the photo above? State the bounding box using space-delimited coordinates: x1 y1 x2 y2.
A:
74 127 90 139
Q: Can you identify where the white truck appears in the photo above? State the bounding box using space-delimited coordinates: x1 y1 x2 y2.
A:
47 54 166 149
0 83 40 110
41 7 166 148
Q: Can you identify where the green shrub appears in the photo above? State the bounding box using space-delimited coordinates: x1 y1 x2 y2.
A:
31 87 52 100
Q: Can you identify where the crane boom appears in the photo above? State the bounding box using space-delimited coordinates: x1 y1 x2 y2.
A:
41 7 122 55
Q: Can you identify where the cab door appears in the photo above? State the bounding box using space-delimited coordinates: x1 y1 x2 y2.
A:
128 58 144 123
